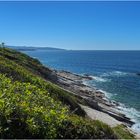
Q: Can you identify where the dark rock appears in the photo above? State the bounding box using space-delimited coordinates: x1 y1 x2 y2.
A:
137 73 140 76
82 74 93 80
85 98 101 110
102 109 135 127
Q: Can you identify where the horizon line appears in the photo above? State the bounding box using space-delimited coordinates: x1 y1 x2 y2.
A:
4 45 140 51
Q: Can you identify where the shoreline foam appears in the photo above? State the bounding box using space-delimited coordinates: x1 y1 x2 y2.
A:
86 73 140 133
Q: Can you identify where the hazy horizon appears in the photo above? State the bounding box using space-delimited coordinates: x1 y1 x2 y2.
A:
0 1 140 50
4 44 140 51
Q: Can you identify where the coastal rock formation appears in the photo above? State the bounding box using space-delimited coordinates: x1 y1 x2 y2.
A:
53 70 134 127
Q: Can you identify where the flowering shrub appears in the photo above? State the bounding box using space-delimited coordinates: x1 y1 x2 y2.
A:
0 74 68 138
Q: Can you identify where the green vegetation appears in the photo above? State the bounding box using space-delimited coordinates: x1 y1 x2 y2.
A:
0 47 85 116
113 125 135 139
0 47 135 138
0 74 68 138
58 115 117 139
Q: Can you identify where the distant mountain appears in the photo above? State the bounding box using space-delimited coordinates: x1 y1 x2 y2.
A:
6 45 65 51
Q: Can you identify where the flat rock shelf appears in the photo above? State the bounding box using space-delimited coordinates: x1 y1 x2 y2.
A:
48 70 135 127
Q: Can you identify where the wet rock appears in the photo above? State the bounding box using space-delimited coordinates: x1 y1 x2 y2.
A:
82 74 93 80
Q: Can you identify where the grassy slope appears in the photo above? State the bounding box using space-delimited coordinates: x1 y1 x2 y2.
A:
0 47 135 139
0 47 85 116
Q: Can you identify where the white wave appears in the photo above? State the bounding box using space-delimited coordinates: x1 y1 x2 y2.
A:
91 76 108 82
132 123 140 133
101 71 129 77
116 104 140 133
82 80 90 86
96 89 112 98
113 71 129 76
83 73 140 133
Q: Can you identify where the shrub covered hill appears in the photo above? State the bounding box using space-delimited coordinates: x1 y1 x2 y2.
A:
0 47 135 139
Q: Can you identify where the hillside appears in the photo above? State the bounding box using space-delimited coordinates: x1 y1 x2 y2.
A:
6 45 65 51
0 47 135 139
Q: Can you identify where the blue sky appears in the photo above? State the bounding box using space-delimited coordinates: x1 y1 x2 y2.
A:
0 1 140 50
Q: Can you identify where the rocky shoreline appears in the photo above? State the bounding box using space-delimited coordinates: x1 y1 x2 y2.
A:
50 70 134 127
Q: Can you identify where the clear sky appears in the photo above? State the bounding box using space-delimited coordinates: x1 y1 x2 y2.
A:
0 1 140 50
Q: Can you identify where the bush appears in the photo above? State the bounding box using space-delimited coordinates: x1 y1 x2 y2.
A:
0 74 68 138
57 115 117 139
0 48 86 116
0 74 119 139
113 125 135 139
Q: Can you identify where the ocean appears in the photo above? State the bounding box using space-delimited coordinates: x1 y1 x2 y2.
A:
22 50 140 132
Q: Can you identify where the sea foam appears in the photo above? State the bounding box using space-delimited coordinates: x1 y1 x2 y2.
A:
101 71 129 77
96 89 112 98
91 76 108 82
117 104 140 133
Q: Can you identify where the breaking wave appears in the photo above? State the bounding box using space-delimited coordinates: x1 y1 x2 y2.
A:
116 103 140 133
101 71 129 77
96 89 112 98
83 72 140 133
91 76 109 82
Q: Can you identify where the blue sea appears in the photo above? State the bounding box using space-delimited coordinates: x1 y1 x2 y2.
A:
23 50 140 132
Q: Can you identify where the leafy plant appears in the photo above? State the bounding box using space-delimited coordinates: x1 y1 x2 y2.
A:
0 74 68 138
113 125 135 139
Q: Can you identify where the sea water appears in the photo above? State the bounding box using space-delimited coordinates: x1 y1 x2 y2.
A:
23 50 140 132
